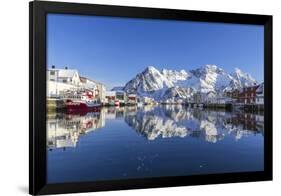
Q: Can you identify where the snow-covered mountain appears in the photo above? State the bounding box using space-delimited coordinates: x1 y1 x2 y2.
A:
162 69 190 83
181 65 257 93
123 65 258 101
231 68 257 89
124 66 173 94
123 105 259 141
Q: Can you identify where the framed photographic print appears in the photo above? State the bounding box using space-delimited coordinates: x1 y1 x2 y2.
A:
29 1 272 195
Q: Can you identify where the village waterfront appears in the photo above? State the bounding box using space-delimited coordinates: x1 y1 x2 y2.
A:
47 66 264 113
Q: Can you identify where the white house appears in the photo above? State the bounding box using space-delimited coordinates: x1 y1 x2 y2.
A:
47 67 80 86
47 81 78 97
127 94 137 105
79 76 106 103
138 96 156 105
105 91 116 105
79 76 96 89
47 66 106 100
47 67 80 97
216 96 232 104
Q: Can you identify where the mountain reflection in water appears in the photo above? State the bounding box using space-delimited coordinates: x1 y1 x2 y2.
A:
47 105 264 149
47 105 264 183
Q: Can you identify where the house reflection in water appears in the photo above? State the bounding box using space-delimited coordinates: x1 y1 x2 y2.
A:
102 106 138 120
47 105 264 150
47 112 105 150
224 112 264 140
47 106 137 150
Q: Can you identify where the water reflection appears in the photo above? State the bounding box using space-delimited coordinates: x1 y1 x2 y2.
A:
125 106 189 140
47 105 264 149
47 112 105 149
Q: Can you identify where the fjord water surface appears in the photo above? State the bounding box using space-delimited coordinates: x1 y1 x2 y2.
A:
47 105 264 183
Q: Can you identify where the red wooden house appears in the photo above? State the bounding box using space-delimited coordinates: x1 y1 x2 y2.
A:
238 85 259 104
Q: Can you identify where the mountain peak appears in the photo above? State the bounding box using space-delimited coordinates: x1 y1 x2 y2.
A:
180 69 187 75
204 64 217 70
162 68 188 75
191 64 220 75
124 65 173 94
231 67 257 87
145 66 158 72
233 67 251 78
161 68 190 83
234 67 242 74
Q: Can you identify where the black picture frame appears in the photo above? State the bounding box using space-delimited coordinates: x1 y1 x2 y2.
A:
29 1 273 195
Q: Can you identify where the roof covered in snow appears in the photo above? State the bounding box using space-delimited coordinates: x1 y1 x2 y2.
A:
58 69 78 78
49 68 79 78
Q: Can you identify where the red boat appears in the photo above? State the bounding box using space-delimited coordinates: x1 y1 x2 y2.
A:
114 100 120 107
64 90 101 112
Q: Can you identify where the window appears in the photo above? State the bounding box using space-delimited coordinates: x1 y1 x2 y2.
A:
50 71 55 75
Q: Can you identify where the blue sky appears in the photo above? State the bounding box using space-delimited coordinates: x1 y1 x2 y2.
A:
47 14 264 89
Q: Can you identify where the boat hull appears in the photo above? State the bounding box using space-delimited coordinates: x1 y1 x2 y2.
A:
65 100 101 112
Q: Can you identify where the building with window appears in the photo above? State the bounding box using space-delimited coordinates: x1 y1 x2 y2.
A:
238 85 259 104
225 85 260 104
127 94 137 105
47 66 106 100
48 67 80 86
225 89 239 103
79 76 106 103
105 91 116 105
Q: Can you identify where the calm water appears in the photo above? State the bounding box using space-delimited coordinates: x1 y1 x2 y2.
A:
47 105 264 183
